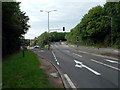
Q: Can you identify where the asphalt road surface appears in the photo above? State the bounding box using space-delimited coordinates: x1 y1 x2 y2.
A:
31 43 119 88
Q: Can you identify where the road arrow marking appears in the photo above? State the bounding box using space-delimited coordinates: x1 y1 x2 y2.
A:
73 53 82 57
91 59 120 71
74 60 101 76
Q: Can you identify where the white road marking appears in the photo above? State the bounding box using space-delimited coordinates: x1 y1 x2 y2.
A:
38 50 44 52
33 51 37 52
91 59 120 71
76 50 118 60
105 59 118 64
52 51 60 65
52 51 57 61
73 53 82 57
64 74 76 89
66 50 70 53
74 60 101 76
114 50 119 53
55 45 58 47
57 62 59 65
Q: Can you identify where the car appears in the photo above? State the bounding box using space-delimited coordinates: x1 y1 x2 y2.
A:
34 45 39 48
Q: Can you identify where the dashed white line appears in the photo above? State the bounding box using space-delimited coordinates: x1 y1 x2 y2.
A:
105 59 119 64
66 50 70 53
52 51 60 65
55 45 58 47
57 62 59 65
91 59 120 71
38 50 44 52
64 74 76 89
52 51 57 61
73 53 82 57
76 50 118 60
114 50 119 53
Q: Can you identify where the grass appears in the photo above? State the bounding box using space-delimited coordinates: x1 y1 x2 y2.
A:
2 50 55 88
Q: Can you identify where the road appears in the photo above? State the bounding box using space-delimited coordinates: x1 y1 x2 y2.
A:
31 43 119 88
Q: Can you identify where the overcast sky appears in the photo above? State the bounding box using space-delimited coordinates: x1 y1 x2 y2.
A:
17 0 106 39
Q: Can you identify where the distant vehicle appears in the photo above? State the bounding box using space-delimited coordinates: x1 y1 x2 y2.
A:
34 45 39 48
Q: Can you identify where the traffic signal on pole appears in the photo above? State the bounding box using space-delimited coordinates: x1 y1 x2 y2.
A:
63 27 65 31
77 36 79 41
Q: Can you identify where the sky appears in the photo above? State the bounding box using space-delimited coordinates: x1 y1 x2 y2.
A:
16 0 106 39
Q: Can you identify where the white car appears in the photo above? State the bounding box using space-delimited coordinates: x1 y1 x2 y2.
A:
34 45 39 48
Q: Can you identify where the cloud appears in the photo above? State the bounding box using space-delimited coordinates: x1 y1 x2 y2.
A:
17 0 106 39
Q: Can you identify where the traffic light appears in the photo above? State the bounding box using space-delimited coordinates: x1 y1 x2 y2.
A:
63 27 65 31
77 36 79 41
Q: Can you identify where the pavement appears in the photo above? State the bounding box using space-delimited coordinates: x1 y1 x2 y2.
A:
30 43 120 89
62 42 120 56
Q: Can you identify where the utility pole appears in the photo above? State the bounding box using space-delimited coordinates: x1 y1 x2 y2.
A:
40 10 57 50
48 12 50 50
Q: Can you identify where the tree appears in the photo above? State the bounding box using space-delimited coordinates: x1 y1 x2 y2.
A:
38 31 67 48
65 2 120 47
2 2 30 57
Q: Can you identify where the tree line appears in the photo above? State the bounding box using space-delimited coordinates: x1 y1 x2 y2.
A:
38 32 67 47
65 2 120 48
2 2 30 57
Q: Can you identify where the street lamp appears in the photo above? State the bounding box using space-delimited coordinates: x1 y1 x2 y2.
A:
105 16 113 47
40 10 57 50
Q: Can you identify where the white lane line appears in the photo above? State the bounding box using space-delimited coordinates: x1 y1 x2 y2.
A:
74 60 101 76
76 50 118 60
57 62 59 65
73 53 82 57
52 51 60 65
114 50 119 53
55 45 58 47
52 51 57 61
104 59 119 64
91 59 120 71
38 50 44 52
66 50 70 53
64 74 76 89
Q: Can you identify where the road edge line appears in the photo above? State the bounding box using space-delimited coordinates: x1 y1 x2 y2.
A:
64 74 77 89
36 51 69 89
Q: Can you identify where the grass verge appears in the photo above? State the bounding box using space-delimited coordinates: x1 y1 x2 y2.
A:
2 50 55 88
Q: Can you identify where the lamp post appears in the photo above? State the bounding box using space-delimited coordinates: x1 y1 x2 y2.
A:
105 16 113 47
40 10 57 50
